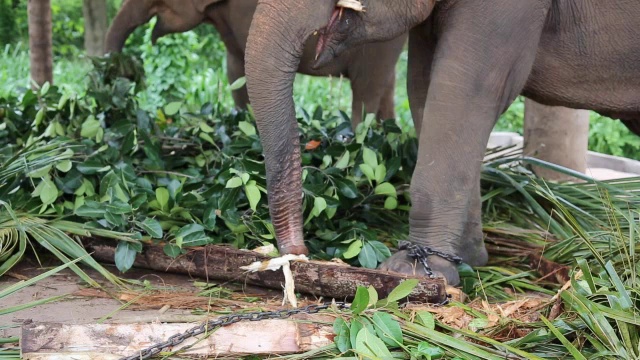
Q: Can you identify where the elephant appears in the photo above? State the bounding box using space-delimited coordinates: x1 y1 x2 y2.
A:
244 0 640 285
104 0 407 126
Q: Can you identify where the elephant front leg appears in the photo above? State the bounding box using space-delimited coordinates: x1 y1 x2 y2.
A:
380 0 548 285
380 100 492 285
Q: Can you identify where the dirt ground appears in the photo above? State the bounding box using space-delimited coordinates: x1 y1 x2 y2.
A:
0 256 285 339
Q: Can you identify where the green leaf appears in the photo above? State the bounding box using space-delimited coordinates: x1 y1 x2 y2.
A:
34 107 45 126
80 115 101 138
244 183 261 211
163 244 183 258
351 286 370 315
354 328 393 359
374 164 386 184
199 122 214 133
335 178 358 199
164 101 182 116
359 164 375 182
358 242 378 269
312 196 327 217
75 204 105 218
372 312 403 347
28 164 52 178
343 240 363 259
229 76 246 91
416 311 435 330
385 279 419 303
174 224 208 247
55 160 73 173
416 342 445 359
333 318 351 353
335 150 350 169
106 201 132 215
238 121 256 137
115 241 138 273
139 218 163 239
367 286 379 308
226 176 244 189
374 182 396 198
383 197 397 210
362 147 378 168
38 178 58 205
199 132 215 145
156 187 170 211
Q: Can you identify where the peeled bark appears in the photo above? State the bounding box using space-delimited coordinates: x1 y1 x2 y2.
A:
524 99 590 181
83 0 108 56
28 0 53 87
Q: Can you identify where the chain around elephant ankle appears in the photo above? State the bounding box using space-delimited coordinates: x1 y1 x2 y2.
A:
397 241 463 278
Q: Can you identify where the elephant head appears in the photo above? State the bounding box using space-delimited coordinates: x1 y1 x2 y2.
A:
244 0 436 255
104 0 223 54
313 0 437 68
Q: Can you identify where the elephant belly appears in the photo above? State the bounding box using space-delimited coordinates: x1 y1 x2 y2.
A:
522 0 640 118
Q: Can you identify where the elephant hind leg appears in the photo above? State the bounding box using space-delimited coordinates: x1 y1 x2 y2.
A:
227 52 249 109
376 74 396 121
350 73 394 127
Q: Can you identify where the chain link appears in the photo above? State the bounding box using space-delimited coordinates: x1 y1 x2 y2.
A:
398 240 463 278
119 302 347 360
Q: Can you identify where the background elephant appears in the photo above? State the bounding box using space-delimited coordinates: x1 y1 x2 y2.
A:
244 0 640 285
105 0 407 126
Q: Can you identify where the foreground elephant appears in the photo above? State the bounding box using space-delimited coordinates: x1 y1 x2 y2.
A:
245 0 640 285
104 0 407 125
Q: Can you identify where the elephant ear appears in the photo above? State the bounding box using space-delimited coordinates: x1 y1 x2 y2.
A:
192 0 225 13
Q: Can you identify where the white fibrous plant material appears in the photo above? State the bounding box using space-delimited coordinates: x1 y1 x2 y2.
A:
240 254 309 308
337 0 365 12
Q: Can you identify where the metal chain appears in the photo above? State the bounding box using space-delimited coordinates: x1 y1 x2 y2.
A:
398 240 463 278
119 302 348 360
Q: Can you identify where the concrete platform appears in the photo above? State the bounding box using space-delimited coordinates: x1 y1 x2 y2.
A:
488 132 640 180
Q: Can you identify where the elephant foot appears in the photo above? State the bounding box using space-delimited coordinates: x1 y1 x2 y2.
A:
278 243 309 256
379 250 461 286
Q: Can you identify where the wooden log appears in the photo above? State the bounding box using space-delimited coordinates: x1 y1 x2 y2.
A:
21 314 335 359
84 239 447 304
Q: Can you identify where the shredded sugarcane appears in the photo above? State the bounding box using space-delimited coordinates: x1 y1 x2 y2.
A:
240 254 309 308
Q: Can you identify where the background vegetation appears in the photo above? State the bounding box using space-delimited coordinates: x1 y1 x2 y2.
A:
2 0 640 160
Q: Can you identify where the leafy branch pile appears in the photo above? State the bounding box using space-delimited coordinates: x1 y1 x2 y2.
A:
1 54 418 273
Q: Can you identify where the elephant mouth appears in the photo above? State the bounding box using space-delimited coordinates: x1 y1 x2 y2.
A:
314 5 358 66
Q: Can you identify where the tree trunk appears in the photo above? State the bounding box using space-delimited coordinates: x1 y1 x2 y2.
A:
523 99 590 181
27 0 53 87
83 0 108 56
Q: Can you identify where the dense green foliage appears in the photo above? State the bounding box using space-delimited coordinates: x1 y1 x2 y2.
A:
1 55 415 272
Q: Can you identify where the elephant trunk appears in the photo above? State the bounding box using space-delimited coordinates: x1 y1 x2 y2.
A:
245 1 334 255
104 0 153 54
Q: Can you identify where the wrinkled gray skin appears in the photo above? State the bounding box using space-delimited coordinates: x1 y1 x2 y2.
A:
245 0 640 285
104 0 406 126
